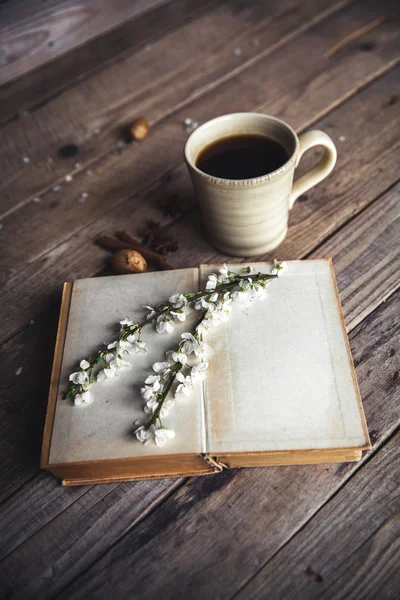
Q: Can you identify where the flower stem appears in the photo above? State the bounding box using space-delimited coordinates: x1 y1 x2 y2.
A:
148 364 183 427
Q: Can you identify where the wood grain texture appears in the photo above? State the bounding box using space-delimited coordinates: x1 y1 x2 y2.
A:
0 182 397 581
0 0 169 84
235 432 400 600
0 1 399 596
0 0 353 219
310 183 400 331
0 62 398 346
16 292 395 600
0 0 219 125
0 476 183 600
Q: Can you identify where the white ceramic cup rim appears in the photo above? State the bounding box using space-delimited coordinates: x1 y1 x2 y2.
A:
184 113 299 185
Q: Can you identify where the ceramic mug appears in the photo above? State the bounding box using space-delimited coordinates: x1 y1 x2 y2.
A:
184 113 337 257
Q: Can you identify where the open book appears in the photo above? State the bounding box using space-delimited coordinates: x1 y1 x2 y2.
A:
41 260 371 485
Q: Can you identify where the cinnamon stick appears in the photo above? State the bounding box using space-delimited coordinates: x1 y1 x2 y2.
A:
97 235 173 270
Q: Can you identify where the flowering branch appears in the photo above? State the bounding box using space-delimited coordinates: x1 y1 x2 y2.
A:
134 260 288 445
67 260 287 410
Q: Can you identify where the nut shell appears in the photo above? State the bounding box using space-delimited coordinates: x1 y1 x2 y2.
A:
111 249 147 274
130 117 149 141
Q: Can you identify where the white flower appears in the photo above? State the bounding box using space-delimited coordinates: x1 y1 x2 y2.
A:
132 340 147 353
153 361 171 373
169 293 187 308
124 334 147 353
156 317 175 334
120 317 134 326
108 356 131 370
74 391 93 406
175 372 193 397
144 397 159 413
172 302 193 322
97 367 117 381
216 297 233 319
271 259 288 276
80 359 90 370
196 318 211 335
239 278 253 291
144 305 156 319
141 385 157 400
195 297 216 311
159 398 175 418
135 426 152 443
195 341 214 359
118 340 133 353
166 351 188 365
231 290 251 304
191 362 208 382
126 331 138 343
69 371 89 385
170 310 185 322
144 375 161 391
180 332 198 354
154 428 175 447
206 274 218 290
107 341 119 350
217 263 230 283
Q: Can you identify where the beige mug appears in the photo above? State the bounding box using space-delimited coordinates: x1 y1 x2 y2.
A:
184 113 337 257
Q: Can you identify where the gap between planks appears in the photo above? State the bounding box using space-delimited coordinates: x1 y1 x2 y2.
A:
0 0 222 127
0 193 397 566
231 423 400 600
43 292 400 600
1 50 398 307
0 0 355 220
0 0 398 552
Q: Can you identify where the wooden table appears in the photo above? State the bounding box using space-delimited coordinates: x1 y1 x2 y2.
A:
0 1 399 598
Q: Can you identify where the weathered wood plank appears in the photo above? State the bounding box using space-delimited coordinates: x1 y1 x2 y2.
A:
1 64 398 345
235 432 400 600
0 471 182 571
0 178 397 565
310 184 400 331
2 291 397 600
0 176 397 527
0 0 353 218
0 0 169 85
0 0 218 125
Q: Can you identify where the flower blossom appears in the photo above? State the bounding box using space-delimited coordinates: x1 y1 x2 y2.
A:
271 259 288 276
206 274 218 290
74 391 93 406
166 350 188 365
169 293 187 308
69 370 89 385
135 426 152 442
191 362 208 382
154 427 175 447
119 317 135 327
156 315 174 333
175 372 193 397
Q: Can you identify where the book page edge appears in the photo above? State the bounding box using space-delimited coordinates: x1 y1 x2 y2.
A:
327 258 372 450
41 281 73 469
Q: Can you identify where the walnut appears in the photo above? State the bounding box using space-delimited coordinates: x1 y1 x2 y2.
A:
111 249 147 274
130 117 149 141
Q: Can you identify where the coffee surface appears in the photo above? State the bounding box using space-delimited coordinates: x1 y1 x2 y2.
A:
195 134 289 180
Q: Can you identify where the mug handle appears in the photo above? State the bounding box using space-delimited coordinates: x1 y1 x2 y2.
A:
289 130 337 209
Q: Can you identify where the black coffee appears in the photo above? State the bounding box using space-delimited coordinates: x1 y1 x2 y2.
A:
195 134 289 180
